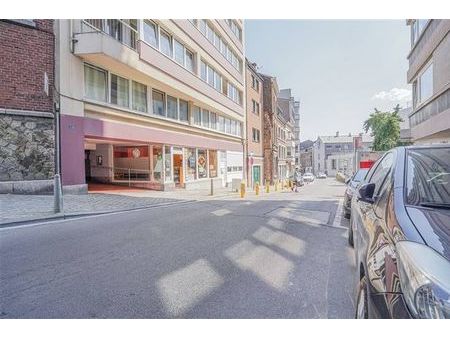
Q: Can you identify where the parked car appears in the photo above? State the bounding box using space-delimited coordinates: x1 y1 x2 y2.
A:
302 173 315 183
317 172 327 179
343 168 369 218
350 145 450 319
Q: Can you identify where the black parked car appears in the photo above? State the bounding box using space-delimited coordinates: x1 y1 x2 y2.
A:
349 145 450 319
343 168 369 219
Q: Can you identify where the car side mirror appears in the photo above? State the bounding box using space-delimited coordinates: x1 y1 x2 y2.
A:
357 183 375 204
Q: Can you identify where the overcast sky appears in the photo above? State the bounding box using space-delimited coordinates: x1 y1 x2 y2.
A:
245 20 411 141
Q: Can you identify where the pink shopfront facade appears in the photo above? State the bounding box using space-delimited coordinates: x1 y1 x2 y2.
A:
61 114 243 191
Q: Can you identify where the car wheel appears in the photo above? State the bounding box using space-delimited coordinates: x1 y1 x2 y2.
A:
344 211 350 219
355 275 368 319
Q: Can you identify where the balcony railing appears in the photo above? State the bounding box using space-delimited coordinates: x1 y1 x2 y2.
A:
81 19 139 50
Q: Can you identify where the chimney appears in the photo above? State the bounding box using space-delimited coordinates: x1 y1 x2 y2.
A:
335 131 339 137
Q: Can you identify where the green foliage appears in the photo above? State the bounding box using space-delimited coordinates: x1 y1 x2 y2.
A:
363 104 403 151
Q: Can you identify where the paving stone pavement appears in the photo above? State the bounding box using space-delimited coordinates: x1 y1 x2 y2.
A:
0 193 183 225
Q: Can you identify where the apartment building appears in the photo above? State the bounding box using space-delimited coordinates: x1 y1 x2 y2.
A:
260 73 279 184
0 20 55 193
277 94 296 180
299 140 314 173
55 19 245 191
406 19 450 144
245 60 264 187
312 132 373 176
279 89 300 166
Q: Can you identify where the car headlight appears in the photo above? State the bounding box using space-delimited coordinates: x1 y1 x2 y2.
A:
396 241 450 318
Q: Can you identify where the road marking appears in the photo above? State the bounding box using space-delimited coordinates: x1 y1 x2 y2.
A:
211 208 231 216
331 198 345 228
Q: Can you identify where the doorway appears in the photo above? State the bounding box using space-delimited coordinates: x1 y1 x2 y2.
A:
85 150 92 182
173 153 184 187
252 165 261 187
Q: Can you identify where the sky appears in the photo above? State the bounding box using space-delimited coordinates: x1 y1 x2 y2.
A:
245 20 411 141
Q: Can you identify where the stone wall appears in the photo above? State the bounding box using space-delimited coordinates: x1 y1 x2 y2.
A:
0 112 55 181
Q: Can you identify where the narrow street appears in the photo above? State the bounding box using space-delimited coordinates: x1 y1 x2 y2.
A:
0 178 355 318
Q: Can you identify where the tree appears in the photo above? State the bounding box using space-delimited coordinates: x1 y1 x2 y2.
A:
363 104 403 151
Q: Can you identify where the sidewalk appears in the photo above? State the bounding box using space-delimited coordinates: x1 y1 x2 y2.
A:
0 179 344 227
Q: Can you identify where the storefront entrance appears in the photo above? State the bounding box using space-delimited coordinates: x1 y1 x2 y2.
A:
173 151 184 187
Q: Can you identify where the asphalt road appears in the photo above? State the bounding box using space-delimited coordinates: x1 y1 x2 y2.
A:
0 178 356 318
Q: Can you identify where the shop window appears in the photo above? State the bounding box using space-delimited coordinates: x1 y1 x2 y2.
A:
164 145 172 182
209 150 218 178
185 148 197 181
152 145 163 182
113 145 150 181
197 149 208 179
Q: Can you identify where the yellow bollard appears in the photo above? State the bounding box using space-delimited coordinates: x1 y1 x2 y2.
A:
275 180 278 192
265 180 270 193
255 182 260 196
240 181 246 198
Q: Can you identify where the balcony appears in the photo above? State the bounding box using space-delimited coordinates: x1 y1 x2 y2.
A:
80 19 138 50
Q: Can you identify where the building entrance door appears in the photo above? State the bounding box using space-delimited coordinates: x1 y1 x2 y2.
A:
252 165 261 187
173 153 184 187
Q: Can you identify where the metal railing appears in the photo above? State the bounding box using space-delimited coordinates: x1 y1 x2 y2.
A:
89 165 152 186
81 19 139 50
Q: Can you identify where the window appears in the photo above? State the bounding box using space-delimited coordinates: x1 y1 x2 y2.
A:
132 81 147 112
164 145 172 182
84 64 107 102
193 106 201 125
237 122 242 137
202 109 210 128
227 19 242 41
185 49 194 72
252 100 260 115
199 20 207 35
252 75 260 92
225 118 231 134
411 19 429 46
179 99 189 122
418 63 433 104
231 120 237 135
210 112 217 130
152 145 163 182
214 72 222 92
197 149 208 179
167 95 178 119
174 39 185 66
207 65 214 86
252 128 260 142
207 23 214 43
406 147 450 205
110 74 129 107
160 29 172 57
185 148 196 181
200 61 207 81
218 116 225 132
143 20 158 48
368 152 394 196
152 90 165 116
209 150 218 178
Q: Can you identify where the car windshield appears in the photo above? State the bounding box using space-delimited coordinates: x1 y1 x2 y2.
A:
352 169 368 183
406 147 450 206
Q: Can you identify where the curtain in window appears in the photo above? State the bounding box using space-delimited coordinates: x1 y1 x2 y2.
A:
132 81 147 112
160 30 173 57
167 96 178 119
152 90 165 116
179 100 189 121
144 20 158 47
84 65 107 102
111 74 129 107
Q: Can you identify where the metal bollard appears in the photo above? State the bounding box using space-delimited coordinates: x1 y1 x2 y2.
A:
275 180 278 192
54 174 63 213
255 182 260 196
210 178 214 196
240 181 246 198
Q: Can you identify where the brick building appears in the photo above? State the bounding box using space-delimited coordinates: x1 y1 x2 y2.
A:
245 59 264 188
260 73 279 184
0 20 55 193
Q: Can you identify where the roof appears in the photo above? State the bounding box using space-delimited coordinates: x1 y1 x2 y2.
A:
317 134 374 144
